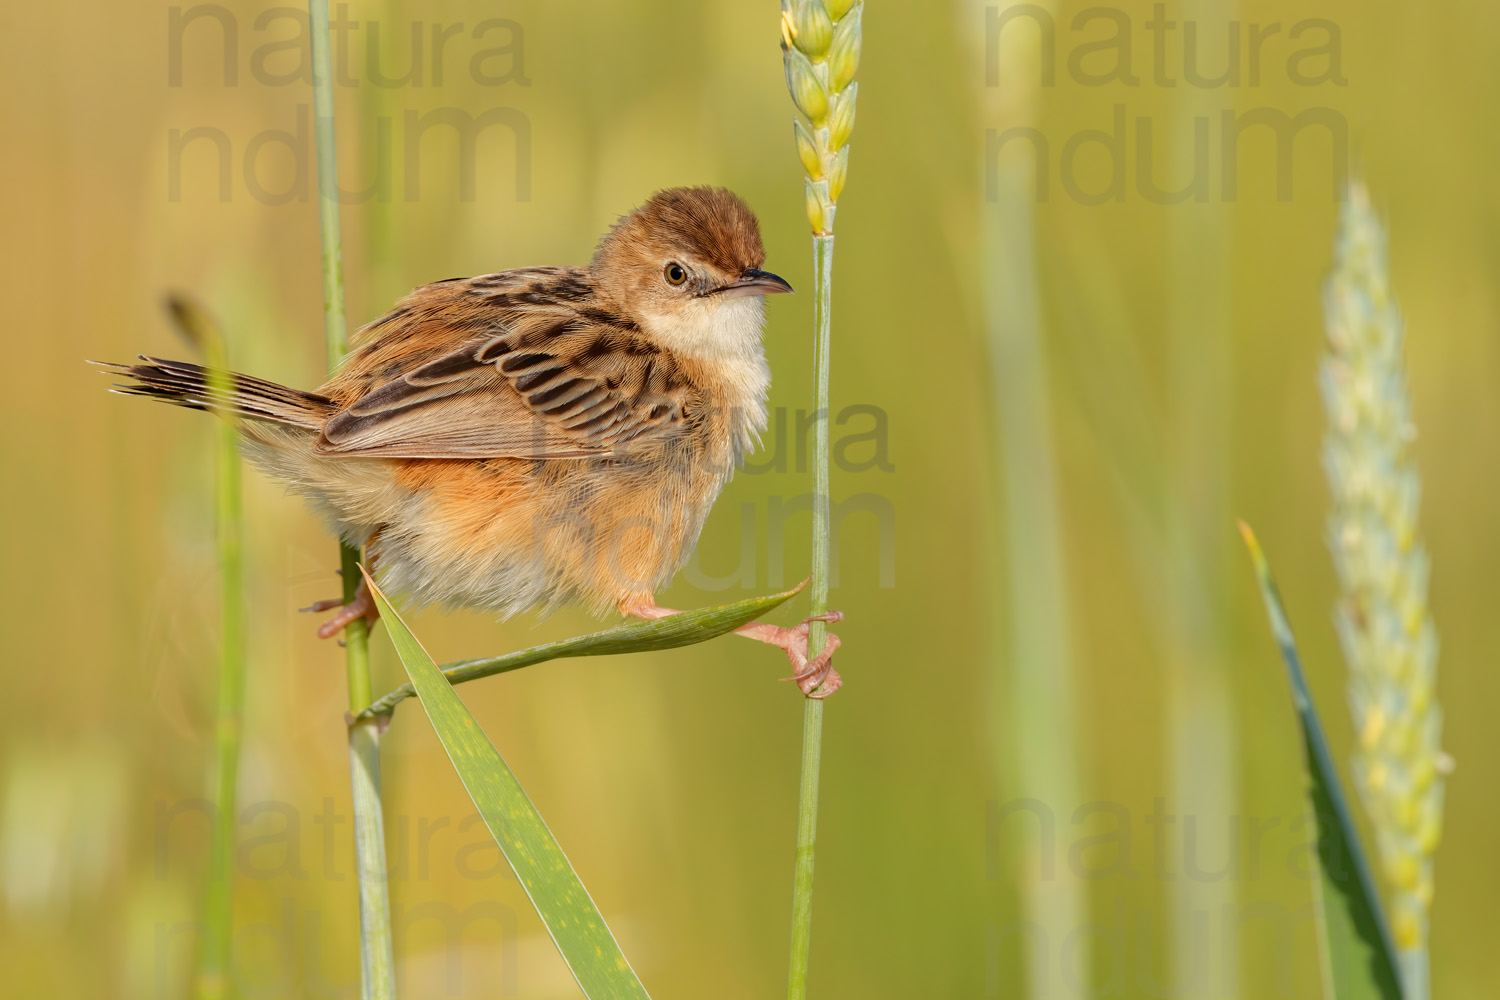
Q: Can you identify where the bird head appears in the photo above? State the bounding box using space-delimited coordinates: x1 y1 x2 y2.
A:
591 187 792 358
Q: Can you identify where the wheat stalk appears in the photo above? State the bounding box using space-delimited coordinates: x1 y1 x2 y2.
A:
307 1 395 995
779 3 861 998
1321 179 1447 1000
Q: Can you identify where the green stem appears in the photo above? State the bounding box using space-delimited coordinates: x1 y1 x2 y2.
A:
347 720 394 996
1401 946 1429 1000
340 543 372 708
787 233 834 1000
982 138 1087 1000
1163 13 1237 988
196 322 245 1000
311 0 347 372
308 1 393 995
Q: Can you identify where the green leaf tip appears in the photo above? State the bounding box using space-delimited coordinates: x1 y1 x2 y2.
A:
1238 520 1298 657
1236 521 1406 1000
163 293 226 359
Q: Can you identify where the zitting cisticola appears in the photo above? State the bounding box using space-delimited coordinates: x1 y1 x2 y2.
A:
101 187 842 696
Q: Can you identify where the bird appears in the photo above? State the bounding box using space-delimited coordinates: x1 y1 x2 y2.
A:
98 187 842 696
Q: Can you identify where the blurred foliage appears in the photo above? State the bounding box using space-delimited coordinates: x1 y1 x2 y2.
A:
3 1 1499 997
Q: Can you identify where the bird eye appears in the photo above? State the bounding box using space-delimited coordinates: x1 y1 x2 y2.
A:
664 262 688 286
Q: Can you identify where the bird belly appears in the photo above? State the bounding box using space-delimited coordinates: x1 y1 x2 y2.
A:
374 453 725 618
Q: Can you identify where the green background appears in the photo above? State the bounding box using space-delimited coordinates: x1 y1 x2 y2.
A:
3 1 1496 996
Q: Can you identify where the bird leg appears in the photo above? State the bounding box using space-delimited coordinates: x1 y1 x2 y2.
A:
620 599 844 698
302 574 381 640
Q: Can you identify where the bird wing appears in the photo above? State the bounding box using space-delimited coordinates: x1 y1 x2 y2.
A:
314 270 691 459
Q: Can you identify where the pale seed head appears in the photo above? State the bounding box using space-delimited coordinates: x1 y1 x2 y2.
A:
827 5 862 91
794 120 822 179
781 0 860 234
1322 180 1444 972
791 0 834 58
784 45 829 126
803 177 830 234
828 146 849 202
828 82 857 150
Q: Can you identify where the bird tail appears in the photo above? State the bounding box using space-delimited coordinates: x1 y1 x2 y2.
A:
93 356 336 430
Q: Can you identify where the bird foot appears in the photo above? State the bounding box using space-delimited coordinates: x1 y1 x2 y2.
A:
621 598 845 697
765 613 844 698
301 578 380 639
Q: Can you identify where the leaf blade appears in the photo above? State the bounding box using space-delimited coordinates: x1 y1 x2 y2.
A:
1238 522 1404 1000
363 570 651 1000
356 581 805 720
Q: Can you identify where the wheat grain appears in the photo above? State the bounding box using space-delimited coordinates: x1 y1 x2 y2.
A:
782 0 861 234
1321 180 1446 1000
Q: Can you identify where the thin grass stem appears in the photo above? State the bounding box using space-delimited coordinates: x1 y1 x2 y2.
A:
787 234 835 1000
780 2 860 989
1162 6 1238 987
308 1 394 995
960 4 1089 992
979 123 1089 1000
201 398 244 1000
170 299 246 1000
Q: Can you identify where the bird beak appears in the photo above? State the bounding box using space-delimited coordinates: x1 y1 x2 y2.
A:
715 268 794 298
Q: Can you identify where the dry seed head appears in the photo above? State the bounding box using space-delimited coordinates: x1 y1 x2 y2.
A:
1321 179 1445 979
782 0 862 234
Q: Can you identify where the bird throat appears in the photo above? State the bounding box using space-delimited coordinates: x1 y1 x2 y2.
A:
639 295 771 461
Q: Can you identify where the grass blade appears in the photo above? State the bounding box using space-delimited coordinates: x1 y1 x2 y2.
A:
969 10 1090 994
1238 522 1404 1000
355 582 805 720
168 297 246 1000
361 570 651 999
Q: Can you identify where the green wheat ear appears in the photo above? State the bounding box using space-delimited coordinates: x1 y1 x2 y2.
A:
782 0 861 234
1321 180 1447 1000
